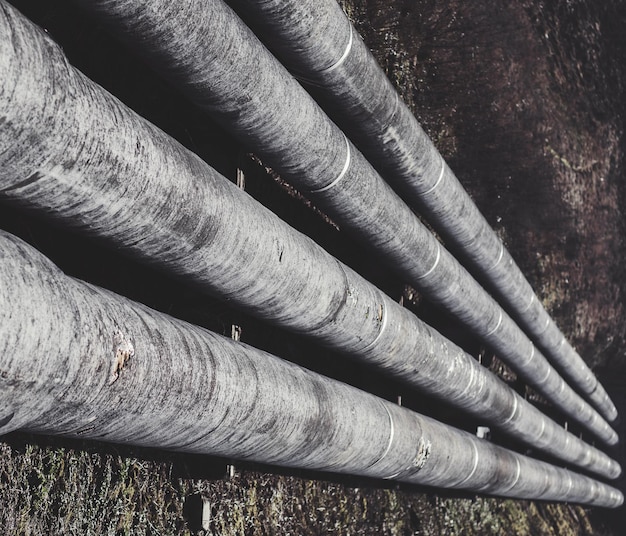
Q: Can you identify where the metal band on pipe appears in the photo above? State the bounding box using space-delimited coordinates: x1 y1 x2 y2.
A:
318 24 353 74
311 134 351 193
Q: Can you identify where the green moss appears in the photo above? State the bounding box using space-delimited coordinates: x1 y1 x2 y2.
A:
0 434 616 535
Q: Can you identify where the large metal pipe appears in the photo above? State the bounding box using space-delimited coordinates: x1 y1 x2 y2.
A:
0 231 622 507
65 0 619 430
0 2 620 477
224 0 616 424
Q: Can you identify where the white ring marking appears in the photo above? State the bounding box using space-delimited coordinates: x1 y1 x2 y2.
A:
501 395 519 425
311 134 351 193
521 293 535 313
362 302 389 351
485 310 503 337
540 364 551 384
457 441 480 485
421 157 446 195
489 242 505 270
415 241 441 280
319 25 353 74
502 458 522 492
378 403 395 463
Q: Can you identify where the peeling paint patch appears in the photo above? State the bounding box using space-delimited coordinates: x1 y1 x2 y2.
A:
109 330 134 385
414 438 431 471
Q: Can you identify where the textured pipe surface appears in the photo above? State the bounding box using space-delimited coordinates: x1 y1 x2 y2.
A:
225 0 616 423
0 231 622 507
0 2 620 478
65 0 620 439
0 0 620 478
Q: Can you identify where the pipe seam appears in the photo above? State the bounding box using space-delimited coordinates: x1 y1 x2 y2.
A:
368 402 395 469
522 344 535 367
521 293 535 313
501 396 519 425
540 363 551 384
310 133 351 193
421 156 446 195
485 310 503 337
414 241 441 280
361 302 388 352
501 458 522 492
539 416 546 438
488 242 505 271
456 363 477 400
457 441 480 486
318 23 353 74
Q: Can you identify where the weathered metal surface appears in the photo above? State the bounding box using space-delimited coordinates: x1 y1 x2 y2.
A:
0 1 619 478
63 0 618 439
0 230 622 507
225 0 617 424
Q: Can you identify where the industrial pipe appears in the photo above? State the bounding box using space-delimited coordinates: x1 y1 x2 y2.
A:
0 230 622 507
0 2 619 480
66 0 618 426
225 0 615 423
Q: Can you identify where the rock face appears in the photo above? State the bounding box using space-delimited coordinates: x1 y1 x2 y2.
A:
347 0 626 377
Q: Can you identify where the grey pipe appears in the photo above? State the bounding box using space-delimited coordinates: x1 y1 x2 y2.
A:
0 2 620 478
224 0 616 424
0 231 622 508
66 0 619 431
